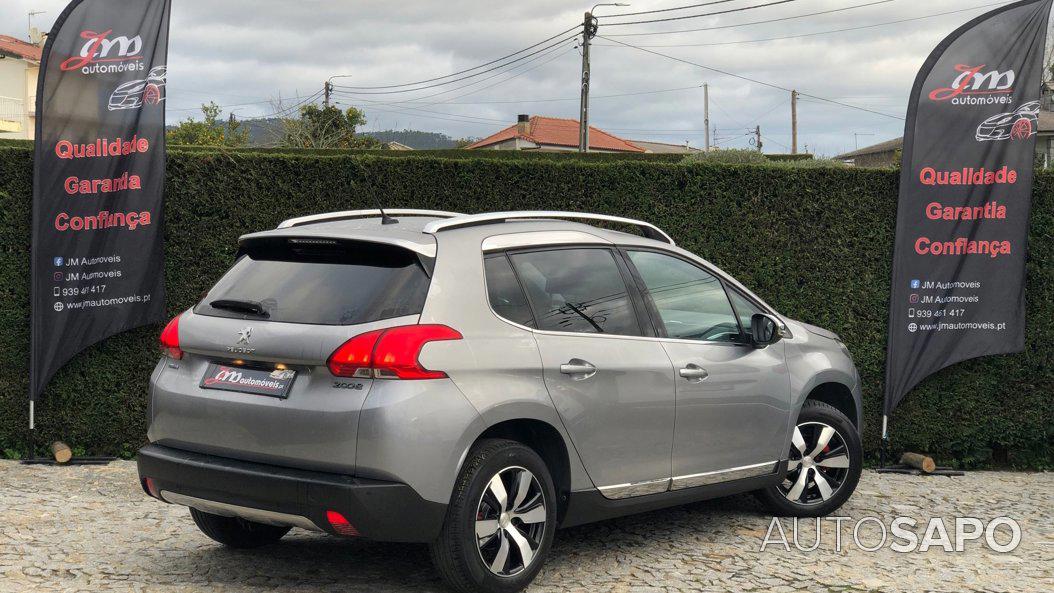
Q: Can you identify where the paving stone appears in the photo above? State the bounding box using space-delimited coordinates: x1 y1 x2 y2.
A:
1 462 1051 592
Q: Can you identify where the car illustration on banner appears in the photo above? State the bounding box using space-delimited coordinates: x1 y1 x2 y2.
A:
975 101 1040 141
108 66 167 111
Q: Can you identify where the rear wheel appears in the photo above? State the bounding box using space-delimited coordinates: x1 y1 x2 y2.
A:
189 508 291 548
430 439 556 593
755 400 862 517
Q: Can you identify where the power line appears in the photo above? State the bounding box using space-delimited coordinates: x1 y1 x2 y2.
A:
595 1 1011 46
604 0 895 36
334 43 577 109
596 35 903 120
331 34 578 95
335 25 579 90
601 0 802 26
603 0 741 18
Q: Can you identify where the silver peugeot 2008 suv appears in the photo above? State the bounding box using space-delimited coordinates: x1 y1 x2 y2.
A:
137 210 863 593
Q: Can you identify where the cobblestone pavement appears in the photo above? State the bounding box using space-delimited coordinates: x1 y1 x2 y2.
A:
1 461 1052 593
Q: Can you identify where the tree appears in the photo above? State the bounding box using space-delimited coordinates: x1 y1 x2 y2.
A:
166 102 249 147
279 104 382 149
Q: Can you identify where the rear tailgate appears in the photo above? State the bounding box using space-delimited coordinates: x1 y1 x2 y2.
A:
148 236 433 474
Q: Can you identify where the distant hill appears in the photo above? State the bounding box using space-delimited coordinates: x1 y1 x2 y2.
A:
167 117 463 150
362 130 458 149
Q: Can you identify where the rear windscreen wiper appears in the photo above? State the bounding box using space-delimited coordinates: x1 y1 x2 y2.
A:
209 299 270 317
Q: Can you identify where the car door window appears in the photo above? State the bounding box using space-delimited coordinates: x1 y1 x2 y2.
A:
484 254 536 327
726 288 765 339
509 248 642 336
627 250 740 342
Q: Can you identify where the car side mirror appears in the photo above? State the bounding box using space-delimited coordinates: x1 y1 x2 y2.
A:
751 313 784 348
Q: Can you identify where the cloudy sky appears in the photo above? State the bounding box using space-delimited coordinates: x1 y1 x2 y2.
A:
0 0 1037 155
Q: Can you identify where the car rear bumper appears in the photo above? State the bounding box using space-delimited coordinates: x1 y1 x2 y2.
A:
136 444 447 543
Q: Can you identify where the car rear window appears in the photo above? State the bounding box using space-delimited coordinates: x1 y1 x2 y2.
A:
195 238 431 325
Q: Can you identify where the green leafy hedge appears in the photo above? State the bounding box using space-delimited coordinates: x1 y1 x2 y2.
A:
0 146 1050 467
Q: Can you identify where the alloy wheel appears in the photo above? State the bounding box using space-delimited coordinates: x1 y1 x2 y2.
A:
474 466 547 577
780 421 851 506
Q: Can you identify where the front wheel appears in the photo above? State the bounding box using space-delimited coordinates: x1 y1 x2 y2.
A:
755 400 862 517
430 439 557 593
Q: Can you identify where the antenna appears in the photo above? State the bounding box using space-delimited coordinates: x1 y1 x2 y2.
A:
28 10 46 41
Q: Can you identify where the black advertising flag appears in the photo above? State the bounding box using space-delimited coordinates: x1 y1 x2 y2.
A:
30 0 171 422
885 0 1052 421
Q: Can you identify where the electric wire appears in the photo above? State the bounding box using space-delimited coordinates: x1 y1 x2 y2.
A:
604 0 895 36
600 0 802 26
595 1 1011 46
602 0 742 18
597 35 903 120
334 25 579 90
331 34 578 95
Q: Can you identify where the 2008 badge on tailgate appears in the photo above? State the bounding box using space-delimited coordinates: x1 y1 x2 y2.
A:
200 363 296 398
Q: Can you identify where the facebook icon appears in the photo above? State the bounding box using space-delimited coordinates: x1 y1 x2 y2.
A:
53 257 63 267
910 279 921 290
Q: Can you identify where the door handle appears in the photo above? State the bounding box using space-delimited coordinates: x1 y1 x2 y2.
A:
679 364 709 382
560 359 597 380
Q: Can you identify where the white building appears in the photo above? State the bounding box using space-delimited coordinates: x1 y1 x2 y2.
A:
0 33 43 140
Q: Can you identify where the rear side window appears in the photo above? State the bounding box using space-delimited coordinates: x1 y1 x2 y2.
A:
195 239 430 325
484 255 535 327
509 248 642 336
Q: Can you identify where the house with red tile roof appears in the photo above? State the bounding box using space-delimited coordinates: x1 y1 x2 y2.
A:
466 114 644 153
0 34 44 139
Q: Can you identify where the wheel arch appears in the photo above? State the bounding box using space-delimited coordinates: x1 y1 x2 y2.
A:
460 415 579 524
801 381 860 429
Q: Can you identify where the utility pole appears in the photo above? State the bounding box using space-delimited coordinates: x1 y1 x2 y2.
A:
791 90 799 155
579 11 596 153
754 125 763 153
704 84 710 151
324 81 333 107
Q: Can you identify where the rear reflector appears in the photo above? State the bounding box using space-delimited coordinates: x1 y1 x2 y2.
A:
325 510 359 536
327 324 462 380
159 314 183 360
141 477 161 499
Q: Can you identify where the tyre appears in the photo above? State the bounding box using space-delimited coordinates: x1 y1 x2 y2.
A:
430 439 557 593
189 508 291 548
755 400 862 517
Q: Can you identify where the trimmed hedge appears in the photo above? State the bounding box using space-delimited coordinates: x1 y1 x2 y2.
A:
166 144 687 162
0 146 1050 467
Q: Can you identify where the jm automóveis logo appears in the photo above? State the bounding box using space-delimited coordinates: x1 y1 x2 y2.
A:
60 29 144 75
929 64 1015 105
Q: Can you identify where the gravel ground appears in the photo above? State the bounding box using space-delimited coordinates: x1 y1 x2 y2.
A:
1 461 1051 593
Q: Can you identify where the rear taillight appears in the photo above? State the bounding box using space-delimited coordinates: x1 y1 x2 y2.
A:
327 324 462 380
159 314 183 360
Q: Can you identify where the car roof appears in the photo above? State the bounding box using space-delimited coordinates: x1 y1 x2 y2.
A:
241 210 676 257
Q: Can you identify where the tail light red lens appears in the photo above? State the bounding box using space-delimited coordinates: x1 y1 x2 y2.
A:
159 315 183 360
327 324 462 380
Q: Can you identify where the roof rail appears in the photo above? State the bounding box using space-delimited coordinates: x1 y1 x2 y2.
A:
421 211 675 245
277 209 463 229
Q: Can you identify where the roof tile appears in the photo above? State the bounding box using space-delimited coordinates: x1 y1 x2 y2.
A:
467 116 644 152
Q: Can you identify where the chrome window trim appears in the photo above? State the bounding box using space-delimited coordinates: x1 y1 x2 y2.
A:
277 209 463 229
670 461 779 490
160 490 322 532
424 211 675 245
480 246 760 347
